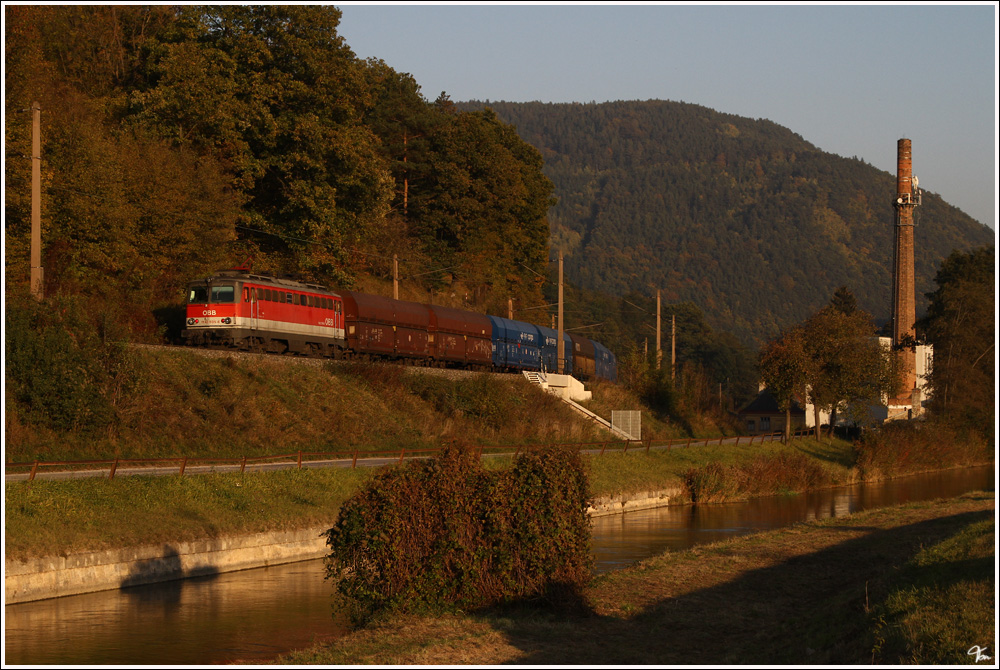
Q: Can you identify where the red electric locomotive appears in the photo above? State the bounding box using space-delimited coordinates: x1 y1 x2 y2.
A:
183 270 345 356
183 270 493 369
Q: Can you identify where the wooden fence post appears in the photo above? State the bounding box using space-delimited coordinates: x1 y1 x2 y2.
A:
297 451 302 469
352 450 358 469
399 448 405 464
29 462 39 482
179 457 187 476
645 438 652 453
109 458 119 480
241 456 247 474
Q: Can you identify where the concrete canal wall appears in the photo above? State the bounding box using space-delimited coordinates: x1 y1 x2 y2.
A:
5 488 684 604
5 526 330 605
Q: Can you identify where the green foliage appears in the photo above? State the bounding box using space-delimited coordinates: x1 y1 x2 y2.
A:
4 289 144 433
5 6 553 326
918 247 995 439
759 288 899 437
324 445 592 621
800 302 898 428
683 451 827 502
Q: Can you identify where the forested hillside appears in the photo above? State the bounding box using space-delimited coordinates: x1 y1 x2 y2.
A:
460 100 994 344
4 6 552 328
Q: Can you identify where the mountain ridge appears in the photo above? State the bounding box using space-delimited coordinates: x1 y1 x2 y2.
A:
457 99 993 345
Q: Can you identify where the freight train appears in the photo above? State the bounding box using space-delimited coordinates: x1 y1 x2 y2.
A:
181 269 617 382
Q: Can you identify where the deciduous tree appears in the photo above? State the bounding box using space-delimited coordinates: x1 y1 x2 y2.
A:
918 247 995 438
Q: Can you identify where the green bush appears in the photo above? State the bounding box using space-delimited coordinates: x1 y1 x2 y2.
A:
5 290 143 432
324 444 592 622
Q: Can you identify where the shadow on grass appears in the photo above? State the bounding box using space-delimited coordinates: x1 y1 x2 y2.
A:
484 505 994 665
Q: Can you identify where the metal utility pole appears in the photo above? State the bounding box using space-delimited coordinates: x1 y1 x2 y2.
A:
31 101 43 300
393 254 399 300
656 290 662 370
557 252 565 373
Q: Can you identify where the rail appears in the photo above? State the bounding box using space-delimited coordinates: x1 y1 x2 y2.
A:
5 428 832 483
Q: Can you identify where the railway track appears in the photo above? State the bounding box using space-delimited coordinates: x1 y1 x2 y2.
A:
130 342 486 380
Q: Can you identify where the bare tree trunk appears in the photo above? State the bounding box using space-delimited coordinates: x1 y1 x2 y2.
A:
813 404 822 440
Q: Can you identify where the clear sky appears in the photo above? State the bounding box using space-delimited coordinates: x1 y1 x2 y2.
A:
336 2 998 231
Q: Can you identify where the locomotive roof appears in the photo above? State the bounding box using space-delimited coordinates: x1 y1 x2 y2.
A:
204 270 329 292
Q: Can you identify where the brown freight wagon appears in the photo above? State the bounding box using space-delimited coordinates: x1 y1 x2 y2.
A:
568 333 596 380
341 291 431 360
428 304 493 368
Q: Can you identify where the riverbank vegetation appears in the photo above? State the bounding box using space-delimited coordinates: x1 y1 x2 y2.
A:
276 492 994 665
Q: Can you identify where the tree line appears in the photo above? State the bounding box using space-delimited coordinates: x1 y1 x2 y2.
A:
5 5 553 327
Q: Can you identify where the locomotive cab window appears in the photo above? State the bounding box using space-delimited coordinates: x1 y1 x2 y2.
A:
188 286 209 304
210 284 235 303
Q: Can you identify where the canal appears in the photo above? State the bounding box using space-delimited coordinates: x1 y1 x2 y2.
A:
3 465 993 665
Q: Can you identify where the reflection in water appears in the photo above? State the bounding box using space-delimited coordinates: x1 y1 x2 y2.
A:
4 465 993 665
591 465 995 574
4 560 348 666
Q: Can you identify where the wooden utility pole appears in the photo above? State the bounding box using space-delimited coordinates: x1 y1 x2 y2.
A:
508 297 513 320
656 290 662 370
393 254 399 300
31 101 43 300
671 314 676 383
557 252 565 373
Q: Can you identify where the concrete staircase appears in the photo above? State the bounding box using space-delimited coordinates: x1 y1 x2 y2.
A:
521 371 637 440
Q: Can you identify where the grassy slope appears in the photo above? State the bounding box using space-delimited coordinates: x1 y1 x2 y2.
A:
5 348 614 463
275 492 995 666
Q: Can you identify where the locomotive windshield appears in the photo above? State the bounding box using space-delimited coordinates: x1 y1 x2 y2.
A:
188 285 208 304
210 284 236 303
187 283 236 304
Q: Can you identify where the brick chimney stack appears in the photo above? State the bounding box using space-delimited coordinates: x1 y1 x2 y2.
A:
891 138 918 403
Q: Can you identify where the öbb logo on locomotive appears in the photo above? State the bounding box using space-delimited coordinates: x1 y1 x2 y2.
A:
182 269 616 382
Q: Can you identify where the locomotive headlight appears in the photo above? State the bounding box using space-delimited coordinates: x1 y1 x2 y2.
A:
222 317 231 325
187 318 195 326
